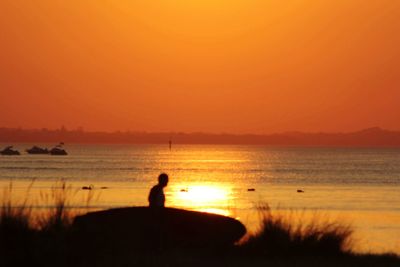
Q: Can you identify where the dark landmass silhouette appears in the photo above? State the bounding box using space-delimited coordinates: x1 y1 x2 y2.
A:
72 207 246 253
1 126 400 147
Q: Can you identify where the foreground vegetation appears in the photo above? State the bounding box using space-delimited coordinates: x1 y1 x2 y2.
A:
1 184 399 267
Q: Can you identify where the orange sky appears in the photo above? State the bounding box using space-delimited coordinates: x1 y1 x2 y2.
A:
1 0 399 133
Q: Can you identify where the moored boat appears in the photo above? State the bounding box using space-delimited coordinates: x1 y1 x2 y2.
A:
50 144 67 155
26 146 49 154
0 146 21 155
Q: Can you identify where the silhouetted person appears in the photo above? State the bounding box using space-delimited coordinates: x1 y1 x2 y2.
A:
148 173 169 208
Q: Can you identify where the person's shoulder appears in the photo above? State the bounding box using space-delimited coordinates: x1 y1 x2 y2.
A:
150 184 161 193
152 184 161 189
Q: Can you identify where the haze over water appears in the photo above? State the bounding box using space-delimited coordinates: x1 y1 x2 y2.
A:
1 144 399 253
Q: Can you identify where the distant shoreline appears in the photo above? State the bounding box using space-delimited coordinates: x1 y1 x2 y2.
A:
1 127 400 147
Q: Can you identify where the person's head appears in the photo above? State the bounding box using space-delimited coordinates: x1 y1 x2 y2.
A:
158 173 169 187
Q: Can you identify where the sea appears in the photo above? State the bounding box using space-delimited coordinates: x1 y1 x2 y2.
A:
1 144 399 253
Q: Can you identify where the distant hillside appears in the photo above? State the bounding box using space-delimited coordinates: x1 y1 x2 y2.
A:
0 127 400 147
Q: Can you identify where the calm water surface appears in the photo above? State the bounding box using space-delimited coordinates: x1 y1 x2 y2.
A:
1 144 399 253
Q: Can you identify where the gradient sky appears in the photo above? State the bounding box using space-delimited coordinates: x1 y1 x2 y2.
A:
1 0 399 133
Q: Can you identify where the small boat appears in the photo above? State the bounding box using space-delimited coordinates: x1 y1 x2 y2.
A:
50 143 67 155
26 146 49 154
0 146 20 155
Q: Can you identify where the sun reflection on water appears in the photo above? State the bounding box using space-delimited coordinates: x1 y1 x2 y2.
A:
168 184 233 216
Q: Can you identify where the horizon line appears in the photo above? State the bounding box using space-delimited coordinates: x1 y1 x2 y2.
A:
0 126 396 136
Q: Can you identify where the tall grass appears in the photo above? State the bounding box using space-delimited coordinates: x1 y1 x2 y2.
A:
0 180 99 266
242 203 354 257
1 182 33 230
37 181 73 232
0 182 36 266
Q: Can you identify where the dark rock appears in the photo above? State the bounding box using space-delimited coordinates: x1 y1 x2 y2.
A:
70 207 246 254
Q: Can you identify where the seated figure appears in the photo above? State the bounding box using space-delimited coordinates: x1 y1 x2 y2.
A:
148 173 169 208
